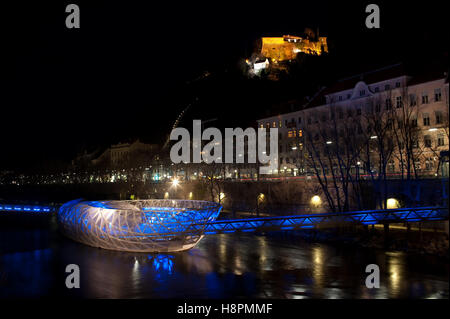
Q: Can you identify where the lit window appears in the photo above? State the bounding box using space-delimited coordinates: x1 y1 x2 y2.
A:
422 94 429 104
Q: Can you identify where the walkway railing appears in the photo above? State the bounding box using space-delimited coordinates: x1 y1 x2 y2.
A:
201 207 448 235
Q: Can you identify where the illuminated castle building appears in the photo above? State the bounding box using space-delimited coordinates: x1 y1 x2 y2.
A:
246 29 328 77
260 34 328 62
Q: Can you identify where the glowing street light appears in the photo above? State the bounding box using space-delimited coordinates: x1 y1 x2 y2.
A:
311 195 321 206
171 178 179 187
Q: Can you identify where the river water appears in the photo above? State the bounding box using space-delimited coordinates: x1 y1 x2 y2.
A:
0 217 448 298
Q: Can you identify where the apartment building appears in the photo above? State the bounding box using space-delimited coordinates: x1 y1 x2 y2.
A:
257 63 449 177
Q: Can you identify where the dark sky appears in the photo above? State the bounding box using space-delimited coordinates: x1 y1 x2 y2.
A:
1 0 448 171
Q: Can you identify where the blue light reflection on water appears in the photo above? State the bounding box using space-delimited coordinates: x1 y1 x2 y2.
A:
0 225 448 298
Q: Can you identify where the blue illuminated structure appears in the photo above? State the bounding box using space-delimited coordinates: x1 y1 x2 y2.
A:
57 198 448 253
200 207 448 235
57 199 222 252
0 204 54 213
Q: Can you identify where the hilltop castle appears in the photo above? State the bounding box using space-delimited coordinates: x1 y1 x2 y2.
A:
246 29 328 77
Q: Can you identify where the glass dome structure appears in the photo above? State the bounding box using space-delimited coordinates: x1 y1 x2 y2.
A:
57 199 222 252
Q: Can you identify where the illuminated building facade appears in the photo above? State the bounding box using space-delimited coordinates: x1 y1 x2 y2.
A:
260 34 328 62
257 63 449 177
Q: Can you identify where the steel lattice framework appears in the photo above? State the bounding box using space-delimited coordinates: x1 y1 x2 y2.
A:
57 199 222 252
199 207 449 235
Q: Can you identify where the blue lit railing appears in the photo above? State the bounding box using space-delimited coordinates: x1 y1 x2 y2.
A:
0 204 55 213
198 207 449 235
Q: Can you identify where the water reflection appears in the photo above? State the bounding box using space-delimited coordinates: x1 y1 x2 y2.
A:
0 229 448 298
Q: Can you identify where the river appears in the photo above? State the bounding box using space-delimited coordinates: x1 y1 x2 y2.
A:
0 216 448 298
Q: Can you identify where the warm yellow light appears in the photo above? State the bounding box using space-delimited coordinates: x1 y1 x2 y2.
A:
386 198 399 209
258 193 265 203
172 178 179 187
189 192 193 199
164 192 169 199
311 195 321 206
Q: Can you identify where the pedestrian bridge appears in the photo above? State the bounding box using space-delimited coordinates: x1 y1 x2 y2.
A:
1 203 447 235
201 207 448 235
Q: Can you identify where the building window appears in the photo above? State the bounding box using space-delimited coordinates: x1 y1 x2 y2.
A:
279 120 282 128
266 122 270 128
411 117 417 127
260 124 264 128
409 94 417 106
385 84 390 91
280 157 283 164
435 88 442 101
436 111 443 124
424 135 432 148
298 129 303 137
438 135 445 146
347 93 351 99
422 93 429 104
375 103 381 112
272 121 276 128
338 96 342 101
385 99 392 110
360 90 365 96
396 96 402 108
374 87 379 92
298 117 302 124
286 158 290 164
425 159 433 171
288 130 297 138
285 120 288 126
395 82 401 88
279 145 283 153
423 113 430 126
414 161 421 171
307 117 312 125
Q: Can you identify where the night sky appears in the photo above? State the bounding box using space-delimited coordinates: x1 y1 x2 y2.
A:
1 1 448 171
